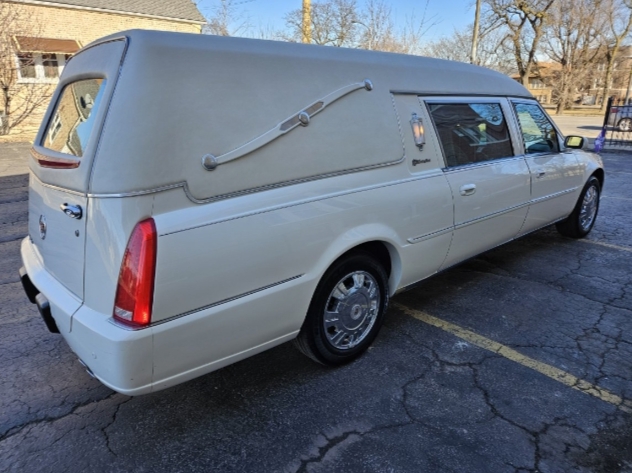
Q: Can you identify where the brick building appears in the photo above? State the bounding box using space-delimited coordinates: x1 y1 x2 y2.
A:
0 0 205 141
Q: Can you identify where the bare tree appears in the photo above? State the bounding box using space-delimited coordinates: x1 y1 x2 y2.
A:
202 0 251 37
356 0 434 54
0 1 52 137
543 0 605 113
482 0 556 86
597 0 632 108
424 25 515 74
282 0 360 47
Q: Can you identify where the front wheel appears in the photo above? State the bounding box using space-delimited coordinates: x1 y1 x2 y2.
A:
556 176 600 238
294 252 389 365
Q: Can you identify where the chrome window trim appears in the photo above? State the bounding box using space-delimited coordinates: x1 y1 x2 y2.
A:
110 275 304 331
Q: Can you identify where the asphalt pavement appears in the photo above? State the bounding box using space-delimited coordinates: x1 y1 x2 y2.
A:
0 151 631 472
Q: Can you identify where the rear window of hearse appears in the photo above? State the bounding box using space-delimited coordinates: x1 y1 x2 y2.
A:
42 78 106 157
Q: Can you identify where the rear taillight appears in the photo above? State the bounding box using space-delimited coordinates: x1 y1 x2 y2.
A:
611 107 619 114
113 218 157 327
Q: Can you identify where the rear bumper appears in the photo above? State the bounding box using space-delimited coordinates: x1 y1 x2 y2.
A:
20 237 154 395
20 267 60 333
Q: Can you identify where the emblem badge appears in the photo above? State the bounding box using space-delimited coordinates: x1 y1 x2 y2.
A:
39 215 47 240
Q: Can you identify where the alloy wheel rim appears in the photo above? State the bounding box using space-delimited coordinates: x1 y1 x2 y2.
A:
323 271 380 350
579 185 598 231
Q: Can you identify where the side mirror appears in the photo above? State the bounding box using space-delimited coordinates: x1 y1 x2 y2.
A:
564 135 588 150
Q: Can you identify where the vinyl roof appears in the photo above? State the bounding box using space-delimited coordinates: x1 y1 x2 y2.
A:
18 0 206 23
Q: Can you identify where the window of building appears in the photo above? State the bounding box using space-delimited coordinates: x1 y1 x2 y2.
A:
42 54 60 78
17 53 36 79
13 37 80 83
427 102 514 167
16 52 70 82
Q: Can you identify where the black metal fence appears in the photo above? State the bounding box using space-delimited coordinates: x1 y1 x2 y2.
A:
603 96 632 148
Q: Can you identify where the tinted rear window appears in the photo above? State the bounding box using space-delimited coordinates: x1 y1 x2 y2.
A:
42 78 106 157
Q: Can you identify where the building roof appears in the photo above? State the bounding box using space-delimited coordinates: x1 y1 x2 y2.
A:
15 0 206 23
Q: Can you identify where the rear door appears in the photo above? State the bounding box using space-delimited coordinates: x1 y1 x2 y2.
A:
28 39 126 298
424 98 531 270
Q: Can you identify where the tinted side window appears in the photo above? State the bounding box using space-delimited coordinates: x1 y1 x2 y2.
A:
428 103 514 167
513 102 560 154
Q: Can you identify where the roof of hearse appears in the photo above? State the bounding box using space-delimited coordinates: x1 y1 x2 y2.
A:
84 29 532 99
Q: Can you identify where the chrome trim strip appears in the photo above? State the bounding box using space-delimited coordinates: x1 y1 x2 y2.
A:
185 157 407 204
208 80 373 168
162 170 443 236
88 156 412 201
391 92 533 99
455 202 530 229
77 36 129 59
452 187 579 230
110 275 305 331
407 226 453 244
396 216 568 296
88 182 186 198
529 187 579 204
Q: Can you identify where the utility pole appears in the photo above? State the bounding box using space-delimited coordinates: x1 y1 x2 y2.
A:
302 0 311 44
470 0 482 64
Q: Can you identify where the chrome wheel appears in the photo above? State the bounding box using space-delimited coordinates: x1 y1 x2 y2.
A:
579 184 598 232
618 118 632 132
323 271 380 350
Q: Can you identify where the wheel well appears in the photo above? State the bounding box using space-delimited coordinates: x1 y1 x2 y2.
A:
592 168 604 189
344 241 392 277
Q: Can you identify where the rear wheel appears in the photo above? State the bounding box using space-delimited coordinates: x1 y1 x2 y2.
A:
555 176 600 238
294 252 389 365
618 117 632 132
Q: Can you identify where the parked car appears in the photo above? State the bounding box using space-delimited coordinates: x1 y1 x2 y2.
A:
608 103 632 131
20 30 603 395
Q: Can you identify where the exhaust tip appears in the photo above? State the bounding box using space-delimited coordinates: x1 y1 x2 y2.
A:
78 358 96 379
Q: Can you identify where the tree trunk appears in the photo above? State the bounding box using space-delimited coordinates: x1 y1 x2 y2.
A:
1 85 10 135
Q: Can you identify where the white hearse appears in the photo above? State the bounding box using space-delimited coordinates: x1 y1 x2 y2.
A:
20 30 603 395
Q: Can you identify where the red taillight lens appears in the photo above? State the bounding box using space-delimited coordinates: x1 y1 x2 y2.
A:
611 107 619 114
113 218 157 327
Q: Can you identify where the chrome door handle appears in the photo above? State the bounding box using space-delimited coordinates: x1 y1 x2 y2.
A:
60 203 83 220
459 184 477 196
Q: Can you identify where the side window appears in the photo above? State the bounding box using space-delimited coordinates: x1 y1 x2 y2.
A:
427 103 514 167
513 102 560 154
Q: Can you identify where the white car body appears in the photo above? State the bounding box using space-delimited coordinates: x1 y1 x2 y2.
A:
20 30 604 395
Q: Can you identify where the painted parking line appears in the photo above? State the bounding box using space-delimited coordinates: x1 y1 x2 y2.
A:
602 195 632 201
395 303 632 414
578 239 632 253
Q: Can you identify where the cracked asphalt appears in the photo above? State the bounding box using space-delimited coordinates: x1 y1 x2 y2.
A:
1 152 631 473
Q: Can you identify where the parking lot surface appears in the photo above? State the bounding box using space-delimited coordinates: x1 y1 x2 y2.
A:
1 152 631 473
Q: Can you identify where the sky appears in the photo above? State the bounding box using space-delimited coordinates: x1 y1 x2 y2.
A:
195 0 477 41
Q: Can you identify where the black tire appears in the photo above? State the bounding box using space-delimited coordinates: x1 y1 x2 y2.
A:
294 252 389 365
555 176 600 238
618 117 632 132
